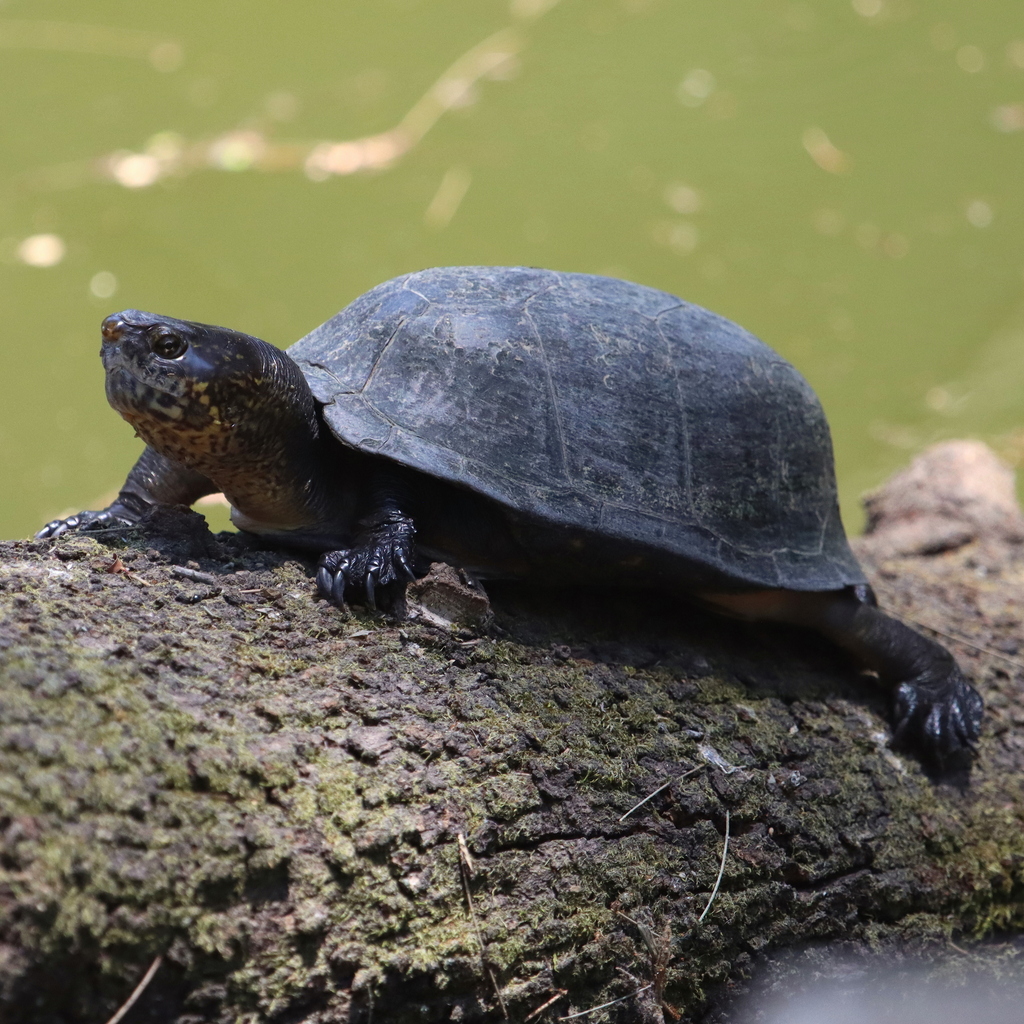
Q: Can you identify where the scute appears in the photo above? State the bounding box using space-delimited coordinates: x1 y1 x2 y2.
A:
287 267 865 591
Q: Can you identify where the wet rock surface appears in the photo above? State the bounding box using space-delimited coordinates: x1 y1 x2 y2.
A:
2 465 1024 1022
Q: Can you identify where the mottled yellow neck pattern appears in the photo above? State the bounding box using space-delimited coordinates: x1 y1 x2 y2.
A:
117 363 332 533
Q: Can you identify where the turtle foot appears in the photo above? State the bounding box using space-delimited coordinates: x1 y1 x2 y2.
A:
892 665 983 767
316 532 417 612
36 508 138 540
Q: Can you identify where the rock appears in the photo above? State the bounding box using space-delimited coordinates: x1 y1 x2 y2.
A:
861 440 1024 558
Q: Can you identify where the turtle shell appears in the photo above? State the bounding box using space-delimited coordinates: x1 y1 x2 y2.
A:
288 266 865 591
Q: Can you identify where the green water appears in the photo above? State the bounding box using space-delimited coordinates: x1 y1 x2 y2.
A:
2 0 1022 540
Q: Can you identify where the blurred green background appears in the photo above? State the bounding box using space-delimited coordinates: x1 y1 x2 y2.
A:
2 0 1023 539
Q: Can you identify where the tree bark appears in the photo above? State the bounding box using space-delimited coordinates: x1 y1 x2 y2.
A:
2 477 1024 1023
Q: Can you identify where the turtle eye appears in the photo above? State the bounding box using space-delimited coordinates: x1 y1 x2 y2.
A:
151 330 188 359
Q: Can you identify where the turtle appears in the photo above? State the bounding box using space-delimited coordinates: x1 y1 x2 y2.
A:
38 266 983 764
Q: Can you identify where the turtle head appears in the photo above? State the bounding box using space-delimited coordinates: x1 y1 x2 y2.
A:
99 310 326 525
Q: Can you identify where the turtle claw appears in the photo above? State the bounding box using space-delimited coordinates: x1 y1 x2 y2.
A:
316 560 346 606
36 509 137 540
315 565 331 597
317 550 352 607
394 547 415 583
891 666 983 767
36 518 71 540
316 528 417 612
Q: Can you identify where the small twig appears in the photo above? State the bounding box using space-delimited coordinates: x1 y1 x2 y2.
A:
525 988 568 1021
558 985 654 1020
892 610 1024 673
614 912 675 1013
619 764 704 822
457 831 476 876
80 523 146 534
457 833 507 1018
698 810 730 924
171 565 218 584
103 954 163 1024
613 909 643 929
104 556 152 586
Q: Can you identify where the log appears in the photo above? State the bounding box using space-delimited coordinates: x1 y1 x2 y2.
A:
3 444 1024 1023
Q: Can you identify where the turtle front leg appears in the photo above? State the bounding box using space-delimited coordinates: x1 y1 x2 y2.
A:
316 474 419 611
37 447 216 538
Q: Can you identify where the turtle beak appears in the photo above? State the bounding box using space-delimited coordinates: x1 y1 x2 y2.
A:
101 314 125 344
100 316 133 376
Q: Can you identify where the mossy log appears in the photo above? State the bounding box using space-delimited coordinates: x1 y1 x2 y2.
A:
3 452 1024 1023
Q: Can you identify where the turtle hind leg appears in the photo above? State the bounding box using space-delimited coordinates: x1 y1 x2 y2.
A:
816 589 983 765
699 586 983 769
